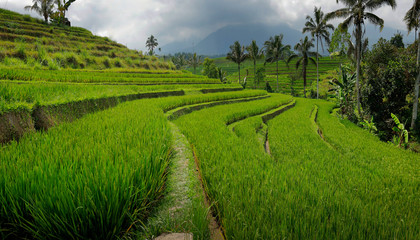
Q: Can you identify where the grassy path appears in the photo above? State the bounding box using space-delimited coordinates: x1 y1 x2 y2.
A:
139 123 210 239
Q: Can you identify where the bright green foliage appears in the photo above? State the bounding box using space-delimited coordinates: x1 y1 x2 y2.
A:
391 113 409 147
0 100 173 239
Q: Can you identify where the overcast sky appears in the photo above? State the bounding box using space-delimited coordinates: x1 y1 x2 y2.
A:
2 0 415 51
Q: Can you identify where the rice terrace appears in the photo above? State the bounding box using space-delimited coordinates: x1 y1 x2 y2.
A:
0 0 419 239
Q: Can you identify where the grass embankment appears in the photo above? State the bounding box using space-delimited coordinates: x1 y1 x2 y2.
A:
0 8 173 70
0 81 238 113
0 100 173 239
174 96 419 239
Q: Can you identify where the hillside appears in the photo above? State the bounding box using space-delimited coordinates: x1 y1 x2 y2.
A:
0 8 173 70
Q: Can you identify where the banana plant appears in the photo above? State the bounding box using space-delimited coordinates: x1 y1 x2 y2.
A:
391 113 409 148
360 116 377 134
328 66 355 117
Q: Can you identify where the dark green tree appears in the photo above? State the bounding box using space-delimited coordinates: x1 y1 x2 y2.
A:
24 0 55 23
303 6 334 99
246 40 262 88
326 0 397 114
226 41 248 83
390 33 404 48
202 58 218 79
264 34 291 92
404 0 420 129
287 36 317 98
362 38 416 140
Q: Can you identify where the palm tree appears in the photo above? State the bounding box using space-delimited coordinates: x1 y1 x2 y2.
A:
347 38 369 67
188 53 202 74
326 0 397 114
264 34 291 92
247 40 262 88
146 35 159 55
303 7 334 99
287 36 317 98
405 0 420 129
226 41 248 83
55 0 75 18
24 0 55 23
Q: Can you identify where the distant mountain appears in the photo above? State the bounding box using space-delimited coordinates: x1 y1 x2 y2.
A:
161 23 415 56
161 23 301 55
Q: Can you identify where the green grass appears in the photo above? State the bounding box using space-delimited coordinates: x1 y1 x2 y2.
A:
0 81 240 113
0 8 173 70
172 96 419 239
0 99 173 239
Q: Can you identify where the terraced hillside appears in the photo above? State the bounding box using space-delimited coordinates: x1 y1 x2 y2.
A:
0 8 418 240
187 56 344 96
0 8 172 70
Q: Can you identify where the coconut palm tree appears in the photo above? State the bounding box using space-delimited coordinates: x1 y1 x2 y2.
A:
303 7 334 99
405 0 420 129
146 35 159 55
347 38 369 67
227 41 248 83
264 34 291 92
247 40 263 88
188 53 202 74
24 0 55 23
287 36 317 98
326 0 397 114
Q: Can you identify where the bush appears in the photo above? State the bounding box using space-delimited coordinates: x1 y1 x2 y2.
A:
102 57 111 68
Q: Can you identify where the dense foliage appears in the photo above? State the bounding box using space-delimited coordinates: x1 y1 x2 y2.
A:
362 38 418 139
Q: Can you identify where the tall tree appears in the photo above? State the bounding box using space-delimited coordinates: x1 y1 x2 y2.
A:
188 53 202 74
264 34 291 92
303 6 334 99
24 0 55 23
54 0 76 24
146 35 158 56
226 41 248 83
287 36 317 98
247 40 262 88
326 0 397 114
405 0 420 129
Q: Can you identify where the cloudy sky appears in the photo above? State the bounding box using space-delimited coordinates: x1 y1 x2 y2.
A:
2 0 415 51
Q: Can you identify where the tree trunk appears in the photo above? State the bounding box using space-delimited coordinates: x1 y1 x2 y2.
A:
276 60 279 92
316 36 319 99
44 13 48 23
355 23 362 114
238 63 241 84
254 59 257 89
411 30 420 129
303 64 307 98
